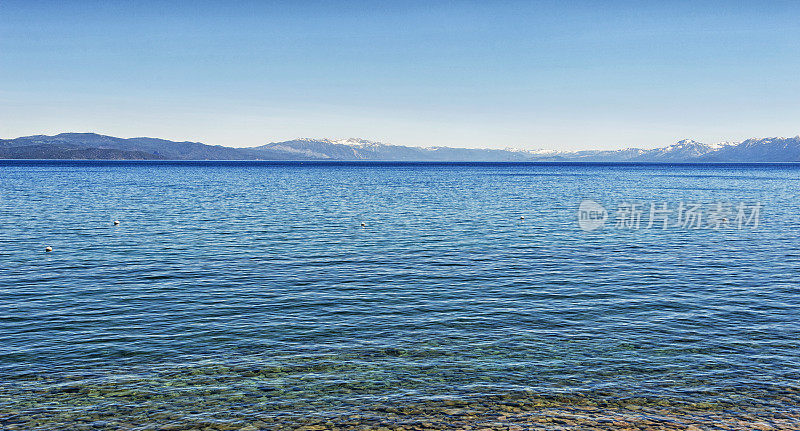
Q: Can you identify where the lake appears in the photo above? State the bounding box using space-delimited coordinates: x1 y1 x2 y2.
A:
1 161 798 430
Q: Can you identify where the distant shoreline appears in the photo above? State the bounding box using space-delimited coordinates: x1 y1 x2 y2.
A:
3 133 800 162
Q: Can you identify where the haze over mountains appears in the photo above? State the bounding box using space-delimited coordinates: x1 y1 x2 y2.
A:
2 133 800 162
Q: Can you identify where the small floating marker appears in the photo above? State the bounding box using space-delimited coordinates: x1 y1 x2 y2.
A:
113 220 120 226
520 216 525 220
45 246 53 252
360 222 366 227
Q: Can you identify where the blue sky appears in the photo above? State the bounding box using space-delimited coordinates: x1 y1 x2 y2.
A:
1 1 799 150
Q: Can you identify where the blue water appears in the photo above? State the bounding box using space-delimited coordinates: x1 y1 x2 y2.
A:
0 161 799 429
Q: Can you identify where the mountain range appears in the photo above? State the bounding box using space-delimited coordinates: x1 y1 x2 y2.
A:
2 133 800 162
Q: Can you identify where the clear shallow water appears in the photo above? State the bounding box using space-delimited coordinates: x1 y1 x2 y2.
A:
0 161 799 430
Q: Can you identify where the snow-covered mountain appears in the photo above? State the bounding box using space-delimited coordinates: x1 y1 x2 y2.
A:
698 137 800 162
254 138 536 161
2 133 800 162
252 136 800 162
634 139 734 161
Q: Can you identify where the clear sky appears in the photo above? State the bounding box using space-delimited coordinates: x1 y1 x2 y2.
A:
1 1 799 150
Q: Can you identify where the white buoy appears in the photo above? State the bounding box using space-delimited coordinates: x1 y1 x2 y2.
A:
360 222 366 227
45 246 53 252
113 220 120 226
520 216 525 220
